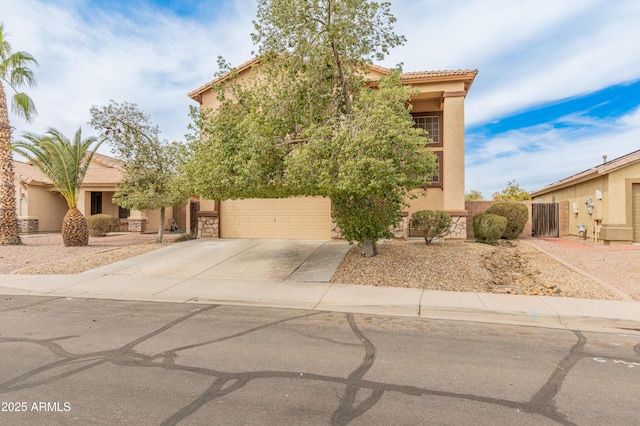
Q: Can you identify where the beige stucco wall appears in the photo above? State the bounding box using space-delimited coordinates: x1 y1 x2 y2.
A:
200 66 259 111
78 187 116 216
19 184 67 232
442 95 465 212
533 161 640 244
145 206 175 232
534 177 604 238
404 188 444 215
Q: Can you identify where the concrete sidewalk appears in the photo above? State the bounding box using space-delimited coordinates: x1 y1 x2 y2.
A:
0 238 639 333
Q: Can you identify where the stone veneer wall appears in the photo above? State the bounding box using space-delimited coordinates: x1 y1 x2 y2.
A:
128 218 147 233
18 218 39 233
447 215 467 239
197 211 219 238
331 212 467 241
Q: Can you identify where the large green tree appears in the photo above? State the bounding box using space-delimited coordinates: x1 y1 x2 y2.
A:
498 179 531 201
13 128 102 247
0 24 38 245
185 0 435 256
90 101 189 243
465 190 484 202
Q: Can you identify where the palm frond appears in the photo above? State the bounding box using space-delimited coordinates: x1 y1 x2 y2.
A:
1 25 38 123
13 127 103 209
10 92 37 123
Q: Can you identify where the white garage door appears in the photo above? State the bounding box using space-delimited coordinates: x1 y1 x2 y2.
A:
219 197 332 239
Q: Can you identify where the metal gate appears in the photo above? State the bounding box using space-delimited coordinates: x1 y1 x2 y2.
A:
532 203 559 237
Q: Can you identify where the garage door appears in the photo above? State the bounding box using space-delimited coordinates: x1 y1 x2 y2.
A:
219 197 332 239
633 184 640 243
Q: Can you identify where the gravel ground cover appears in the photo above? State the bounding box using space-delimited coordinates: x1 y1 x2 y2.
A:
2 233 637 302
524 237 640 301
331 238 628 301
0 233 181 275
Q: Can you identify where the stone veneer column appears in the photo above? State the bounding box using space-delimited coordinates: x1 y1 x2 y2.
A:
127 210 147 233
196 211 219 238
127 217 147 232
17 217 39 233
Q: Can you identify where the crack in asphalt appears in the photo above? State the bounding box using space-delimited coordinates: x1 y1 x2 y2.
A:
1 300 639 425
330 314 381 426
527 331 585 426
0 296 64 312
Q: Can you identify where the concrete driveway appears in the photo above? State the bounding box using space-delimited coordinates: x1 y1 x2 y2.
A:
82 238 352 283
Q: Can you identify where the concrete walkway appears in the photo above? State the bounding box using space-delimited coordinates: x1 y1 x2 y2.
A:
0 238 639 333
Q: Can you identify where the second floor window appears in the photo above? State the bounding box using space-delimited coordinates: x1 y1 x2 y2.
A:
412 113 442 147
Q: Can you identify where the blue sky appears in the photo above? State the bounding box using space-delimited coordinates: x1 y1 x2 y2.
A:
3 0 640 198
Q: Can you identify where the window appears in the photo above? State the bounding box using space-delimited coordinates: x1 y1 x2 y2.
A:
118 206 130 219
412 112 442 147
427 152 443 187
90 192 102 215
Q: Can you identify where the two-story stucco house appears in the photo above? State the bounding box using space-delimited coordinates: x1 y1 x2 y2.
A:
187 58 477 240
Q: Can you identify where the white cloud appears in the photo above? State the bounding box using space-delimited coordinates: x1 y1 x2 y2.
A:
385 0 640 126
3 0 257 147
3 0 639 199
465 106 640 198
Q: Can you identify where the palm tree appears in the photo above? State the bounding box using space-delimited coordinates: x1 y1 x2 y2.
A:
0 23 38 245
13 128 103 246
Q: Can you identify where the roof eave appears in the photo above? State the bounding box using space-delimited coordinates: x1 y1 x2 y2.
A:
188 57 261 102
532 150 640 197
531 169 600 197
366 71 478 91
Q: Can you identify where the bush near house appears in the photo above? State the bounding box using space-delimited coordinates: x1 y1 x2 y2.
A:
485 202 529 239
410 210 452 245
473 213 507 245
87 214 117 237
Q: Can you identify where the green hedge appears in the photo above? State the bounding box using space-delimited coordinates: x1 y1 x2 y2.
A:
485 202 528 239
410 210 452 244
473 213 507 245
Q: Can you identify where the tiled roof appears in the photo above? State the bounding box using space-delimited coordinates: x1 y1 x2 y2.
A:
401 69 479 79
14 152 124 186
14 161 50 184
91 152 126 170
365 63 478 80
83 166 123 185
189 57 479 100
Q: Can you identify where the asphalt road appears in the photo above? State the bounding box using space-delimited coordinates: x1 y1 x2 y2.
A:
1 296 639 425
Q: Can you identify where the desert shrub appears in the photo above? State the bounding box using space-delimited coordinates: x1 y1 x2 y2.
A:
473 213 507 245
411 210 452 244
87 214 114 237
486 202 528 239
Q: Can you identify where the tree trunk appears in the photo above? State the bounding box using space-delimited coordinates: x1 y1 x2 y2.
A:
362 239 378 257
0 82 22 245
62 207 89 247
156 206 165 243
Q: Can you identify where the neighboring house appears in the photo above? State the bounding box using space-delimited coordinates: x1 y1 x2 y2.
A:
188 58 477 240
13 152 183 233
531 150 640 245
